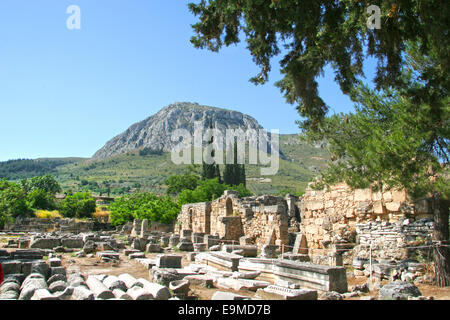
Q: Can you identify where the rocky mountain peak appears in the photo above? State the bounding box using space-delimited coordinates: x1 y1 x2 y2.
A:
92 102 265 160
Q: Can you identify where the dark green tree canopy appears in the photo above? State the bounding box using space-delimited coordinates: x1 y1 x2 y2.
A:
29 174 62 194
189 0 449 129
305 43 449 200
165 172 200 195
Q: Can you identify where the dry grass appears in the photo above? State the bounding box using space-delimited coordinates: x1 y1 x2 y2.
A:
34 210 62 219
94 208 110 222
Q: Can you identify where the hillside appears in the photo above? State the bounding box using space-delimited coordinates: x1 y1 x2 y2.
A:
0 158 85 180
53 133 329 196
0 102 330 195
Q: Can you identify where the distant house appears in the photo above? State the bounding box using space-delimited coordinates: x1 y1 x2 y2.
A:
55 193 66 200
93 196 115 205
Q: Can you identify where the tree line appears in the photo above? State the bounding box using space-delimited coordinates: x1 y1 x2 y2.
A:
0 174 96 228
0 158 77 180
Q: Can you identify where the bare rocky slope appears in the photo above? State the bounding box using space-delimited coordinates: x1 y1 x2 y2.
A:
92 102 266 160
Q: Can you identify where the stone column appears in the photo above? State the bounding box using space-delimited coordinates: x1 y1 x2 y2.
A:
140 219 149 239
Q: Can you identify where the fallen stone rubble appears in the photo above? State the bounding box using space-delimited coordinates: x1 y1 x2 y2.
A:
0 217 436 301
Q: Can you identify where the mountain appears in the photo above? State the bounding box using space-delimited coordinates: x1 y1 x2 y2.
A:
55 133 329 196
0 102 331 195
92 102 266 160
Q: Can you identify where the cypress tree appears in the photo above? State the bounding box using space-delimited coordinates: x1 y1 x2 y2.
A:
239 164 246 187
224 139 246 186
202 118 221 181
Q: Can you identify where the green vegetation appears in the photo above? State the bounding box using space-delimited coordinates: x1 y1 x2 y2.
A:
177 178 252 206
58 192 97 219
223 141 246 187
0 158 83 180
27 174 63 194
109 177 252 227
109 193 180 226
27 188 57 211
139 148 164 156
305 43 450 286
164 172 199 195
0 179 33 227
0 175 97 227
188 0 448 132
48 134 328 196
201 119 222 181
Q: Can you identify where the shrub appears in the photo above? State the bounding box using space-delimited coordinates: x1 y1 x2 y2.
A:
27 188 56 210
177 178 253 206
0 179 33 223
109 192 180 226
58 192 96 219
94 207 110 222
34 210 62 219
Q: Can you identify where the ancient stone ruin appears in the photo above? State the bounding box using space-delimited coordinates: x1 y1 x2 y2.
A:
0 183 436 301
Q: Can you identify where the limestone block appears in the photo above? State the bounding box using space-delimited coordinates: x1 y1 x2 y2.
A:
67 274 85 287
211 291 250 300
1 260 22 275
305 224 319 235
61 238 84 248
118 274 140 289
156 254 182 269
86 276 115 300
256 285 318 300
112 289 132 300
169 280 190 297
392 189 406 202
378 281 421 300
103 276 127 292
146 243 161 253
30 238 61 250
19 274 48 300
72 285 94 300
183 275 214 288
31 289 58 300
325 200 334 209
48 280 68 293
47 274 66 286
136 278 171 300
126 286 154 300
307 201 324 211
373 201 386 215
354 189 372 202
345 210 355 218
48 258 62 268
386 202 401 212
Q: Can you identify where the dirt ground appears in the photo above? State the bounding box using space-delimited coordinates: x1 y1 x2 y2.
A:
61 251 450 300
346 274 450 300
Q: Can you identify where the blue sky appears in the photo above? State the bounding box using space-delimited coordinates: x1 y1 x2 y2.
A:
0 1 376 161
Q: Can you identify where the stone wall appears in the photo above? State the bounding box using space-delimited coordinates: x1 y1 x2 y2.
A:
3 218 112 234
353 218 434 261
299 183 434 262
174 184 435 264
149 221 174 233
242 203 289 247
175 202 211 235
3 218 55 233
175 191 292 246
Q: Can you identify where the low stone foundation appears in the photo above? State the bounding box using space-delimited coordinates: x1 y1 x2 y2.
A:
353 218 434 261
3 218 113 234
238 258 348 293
